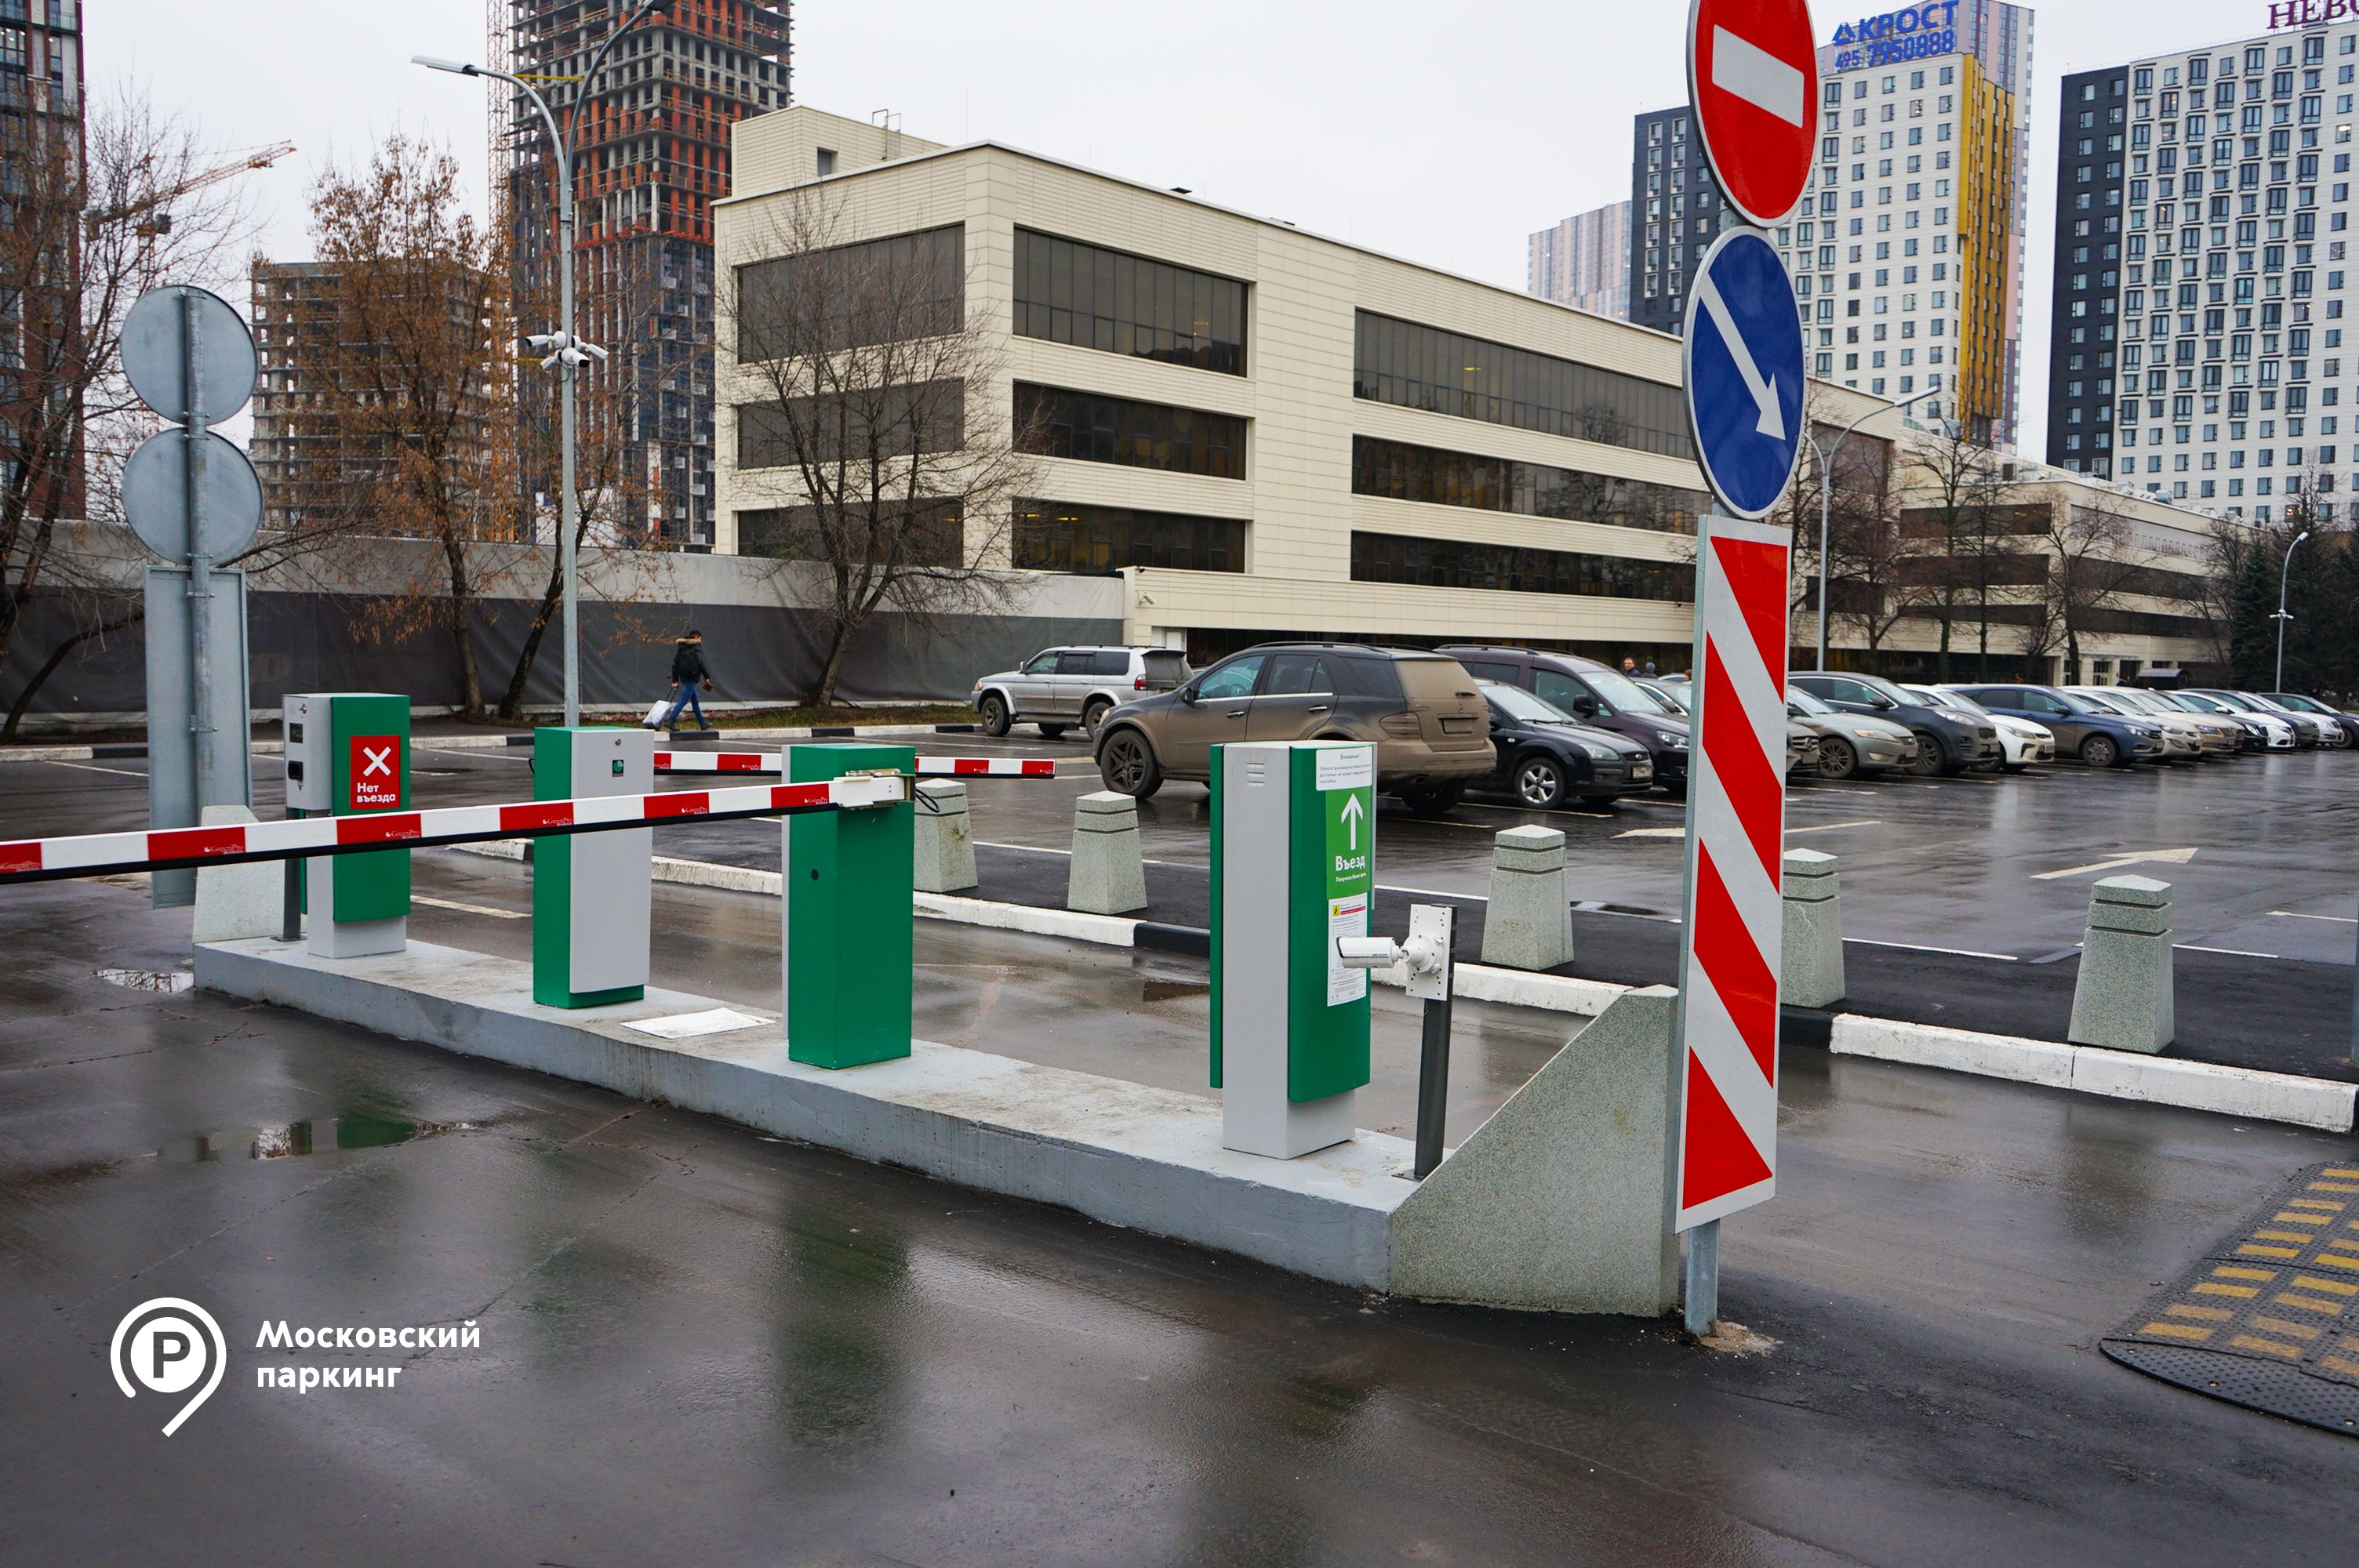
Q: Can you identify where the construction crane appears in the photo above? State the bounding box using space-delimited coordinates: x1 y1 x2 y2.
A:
83 141 298 240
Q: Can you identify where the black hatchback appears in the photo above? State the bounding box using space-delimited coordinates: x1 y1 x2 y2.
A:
1440 645 1692 793
1477 681 1656 808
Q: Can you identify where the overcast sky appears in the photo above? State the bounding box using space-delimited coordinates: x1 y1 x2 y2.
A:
87 1 2280 457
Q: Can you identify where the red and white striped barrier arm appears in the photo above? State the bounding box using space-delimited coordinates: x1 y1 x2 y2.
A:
0 772 910 886
653 750 1060 779
1672 514 1792 1232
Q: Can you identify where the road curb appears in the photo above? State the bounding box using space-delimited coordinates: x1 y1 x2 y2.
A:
434 844 2359 1135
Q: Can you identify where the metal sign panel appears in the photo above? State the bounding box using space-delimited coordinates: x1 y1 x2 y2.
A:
1688 0 1822 227
1683 227 1807 520
122 427 263 564
121 285 256 426
143 565 253 908
1673 513 1792 1232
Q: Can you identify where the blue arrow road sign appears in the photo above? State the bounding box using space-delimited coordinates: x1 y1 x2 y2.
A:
1684 227 1806 520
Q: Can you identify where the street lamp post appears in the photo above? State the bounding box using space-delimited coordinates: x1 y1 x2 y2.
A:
413 0 669 728
2274 528 2312 694
1808 385 1940 673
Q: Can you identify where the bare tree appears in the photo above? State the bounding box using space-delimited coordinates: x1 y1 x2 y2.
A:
295 135 511 720
1903 425 2015 681
727 194 1038 707
0 90 263 697
2021 487 2143 680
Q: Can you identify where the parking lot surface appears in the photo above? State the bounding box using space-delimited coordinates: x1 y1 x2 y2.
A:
5 867 2358 1566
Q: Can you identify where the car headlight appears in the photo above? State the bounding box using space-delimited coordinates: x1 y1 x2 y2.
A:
1939 710 1980 725
1848 725 1885 740
1576 739 1622 760
1664 735 1688 751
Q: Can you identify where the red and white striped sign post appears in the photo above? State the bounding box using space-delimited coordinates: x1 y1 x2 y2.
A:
1672 512 1794 1332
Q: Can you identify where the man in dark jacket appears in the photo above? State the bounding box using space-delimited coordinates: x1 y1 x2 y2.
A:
661 630 712 731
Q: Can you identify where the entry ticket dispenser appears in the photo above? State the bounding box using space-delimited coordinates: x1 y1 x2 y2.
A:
533 727 652 1008
1210 741 1376 1157
283 692 410 959
783 742 916 1068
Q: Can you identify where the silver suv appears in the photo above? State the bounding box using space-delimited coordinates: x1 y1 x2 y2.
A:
973 646 1192 739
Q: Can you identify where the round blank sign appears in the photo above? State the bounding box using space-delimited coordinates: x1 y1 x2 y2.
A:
122 427 264 564
121 285 256 426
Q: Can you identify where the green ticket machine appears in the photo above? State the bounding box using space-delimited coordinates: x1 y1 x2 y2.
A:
282 692 411 959
782 742 915 1069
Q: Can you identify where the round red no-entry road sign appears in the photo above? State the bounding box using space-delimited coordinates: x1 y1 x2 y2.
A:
1687 0 1821 227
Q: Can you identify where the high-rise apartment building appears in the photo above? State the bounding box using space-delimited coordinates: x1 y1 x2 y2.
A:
1634 2 2032 447
503 0 791 548
2044 17 2359 524
0 0 85 518
1528 200 1631 319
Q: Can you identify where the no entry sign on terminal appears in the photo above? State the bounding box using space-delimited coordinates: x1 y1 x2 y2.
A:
1686 0 1820 227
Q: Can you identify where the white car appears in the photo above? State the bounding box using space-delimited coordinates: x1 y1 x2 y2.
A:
2068 688 2203 760
2094 686 2244 757
1914 685 2054 771
2167 690 2295 750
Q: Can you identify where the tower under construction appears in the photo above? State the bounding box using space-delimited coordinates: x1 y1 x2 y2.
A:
500 0 790 549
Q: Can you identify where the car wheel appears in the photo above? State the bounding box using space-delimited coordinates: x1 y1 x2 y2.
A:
1816 736 1859 780
1513 755 1570 809
1098 730 1161 799
1906 728 1946 776
1040 724 1070 739
1082 699 1114 739
2079 733 2121 768
978 694 1011 738
1400 782 1465 817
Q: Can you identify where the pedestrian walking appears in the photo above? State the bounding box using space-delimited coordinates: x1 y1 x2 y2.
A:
659 630 714 731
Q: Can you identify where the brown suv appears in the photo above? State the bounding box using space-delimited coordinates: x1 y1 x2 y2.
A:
1093 643 1496 812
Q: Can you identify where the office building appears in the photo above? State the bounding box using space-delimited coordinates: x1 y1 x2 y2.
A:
1528 201 1631 319
1639 2 2033 447
0 0 84 518
502 0 791 547
2045 17 2359 524
714 104 2215 684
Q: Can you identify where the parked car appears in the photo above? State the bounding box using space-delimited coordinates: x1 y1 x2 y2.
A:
2245 691 2355 749
2066 688 2207 760
1774 684 1918 779
1950 684 2165 768
1632 675 1827 779
973 645 1192 739
2163 689 2295 750
1092 643 1494 811
2263 692 2359 746
2188 689 2332 748
1908 685 2052 772
2079 686 2242 757
1788 672 2004 775
1439 646 1692 793
1476 681 1655 808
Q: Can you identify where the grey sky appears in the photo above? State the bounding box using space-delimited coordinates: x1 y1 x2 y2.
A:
85 1 2278 457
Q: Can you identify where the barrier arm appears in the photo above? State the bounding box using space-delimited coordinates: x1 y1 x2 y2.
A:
654 750 1061 779
0 773 910 886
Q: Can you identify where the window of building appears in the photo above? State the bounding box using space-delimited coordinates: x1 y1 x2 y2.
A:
1012 500 1245 572
1350 532 1694 604
1352 311 1691 460
1350 436 1706 535
1013 229 1247 376
735 225 963 360
1014 384 1244 479
734 381 965 469
736 500 962 566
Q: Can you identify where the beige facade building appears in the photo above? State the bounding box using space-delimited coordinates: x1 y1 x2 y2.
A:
715 106 2217 684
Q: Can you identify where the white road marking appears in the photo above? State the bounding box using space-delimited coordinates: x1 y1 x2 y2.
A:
411 894 528 920
1711 25 1806 125
38 759 146 778
2030 847 2199 881
2175 943 2280 960
1785 818 1881 835
1847 937 2019 962
1614 827 1688 840
2270 910 2359 924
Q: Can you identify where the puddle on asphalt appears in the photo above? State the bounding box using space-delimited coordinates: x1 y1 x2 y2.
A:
96 967 193 994
154 1114 471 1163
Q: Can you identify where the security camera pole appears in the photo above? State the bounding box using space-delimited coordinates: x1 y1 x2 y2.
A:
413 0 671 726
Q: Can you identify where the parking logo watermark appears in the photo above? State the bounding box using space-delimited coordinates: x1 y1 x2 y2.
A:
110 1298 228 1436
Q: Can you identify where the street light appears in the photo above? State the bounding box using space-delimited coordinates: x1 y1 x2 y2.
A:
2274 528 2312 694
413 0 671 728
1806 384 1941 673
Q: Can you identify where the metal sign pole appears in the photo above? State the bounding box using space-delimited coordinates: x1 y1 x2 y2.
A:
180 288 216 814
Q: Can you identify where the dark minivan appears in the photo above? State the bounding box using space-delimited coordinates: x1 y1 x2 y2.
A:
1789 672 2004 775
1438 646 1692 793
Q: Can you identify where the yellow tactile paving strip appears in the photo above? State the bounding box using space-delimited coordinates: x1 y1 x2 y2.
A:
2104 1163 2359 1430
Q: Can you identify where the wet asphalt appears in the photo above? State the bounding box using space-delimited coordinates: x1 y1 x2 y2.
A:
3 843 2359 1562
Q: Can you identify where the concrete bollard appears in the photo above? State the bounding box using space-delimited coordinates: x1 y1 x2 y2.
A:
1067 791 1148 914
2068 875 2175 1053
1780 848 1847 1008
192 804 284 943
914 779 978 893
1481 825 1573 971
